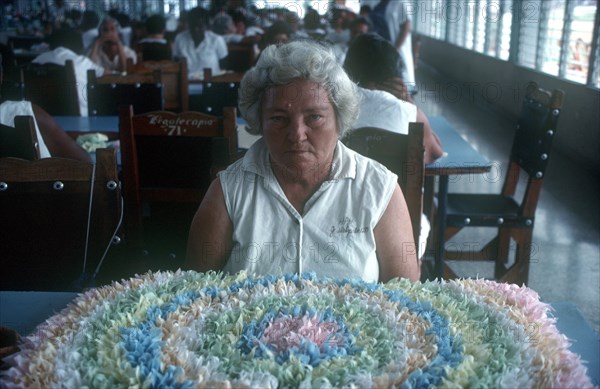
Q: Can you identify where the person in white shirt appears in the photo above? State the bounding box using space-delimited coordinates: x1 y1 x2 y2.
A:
88 16 137 73
343 33 442 164
173 7 228 78
382 0 416 94
32 27 106 117
344 33 443 259
186 40 420 283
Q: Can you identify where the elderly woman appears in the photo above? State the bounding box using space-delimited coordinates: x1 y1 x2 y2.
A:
186 40 420 283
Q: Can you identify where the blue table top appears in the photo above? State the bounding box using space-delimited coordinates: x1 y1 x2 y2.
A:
55 116 119 133
426 116 492 175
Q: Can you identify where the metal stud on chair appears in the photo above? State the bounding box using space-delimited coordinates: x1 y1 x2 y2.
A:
107 180 118 190
53 181 65 190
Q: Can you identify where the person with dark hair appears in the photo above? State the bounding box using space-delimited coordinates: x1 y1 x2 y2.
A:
344 33 443 259
329 15 372 64
349 16 373 41
302 7 326 40
173 6 228 78
324 6 353 45
343 33 442 163
136 14 172 61
258 20 292 53
32 27 106 117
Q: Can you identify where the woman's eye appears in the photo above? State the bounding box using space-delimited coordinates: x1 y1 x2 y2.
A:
308 114 323 122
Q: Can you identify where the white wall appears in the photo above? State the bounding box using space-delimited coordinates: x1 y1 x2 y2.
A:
418 36 600 175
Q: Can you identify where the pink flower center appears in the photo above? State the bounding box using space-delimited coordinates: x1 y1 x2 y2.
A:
259 315 343 352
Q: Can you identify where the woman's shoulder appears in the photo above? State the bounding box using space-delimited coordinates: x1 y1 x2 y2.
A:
339 141 396 183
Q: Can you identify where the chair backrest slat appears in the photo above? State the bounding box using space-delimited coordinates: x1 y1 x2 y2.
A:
87 69 164 116
0 148 122 291
505 82 565 214
342 123 425 248
126 58 189 112
22 60 80 116
118 105 237 249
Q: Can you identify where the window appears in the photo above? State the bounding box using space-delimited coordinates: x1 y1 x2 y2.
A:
413 0 598 87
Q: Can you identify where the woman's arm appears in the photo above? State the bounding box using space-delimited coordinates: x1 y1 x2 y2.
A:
416 107 444 163
31 104 92 162
374 184 421 283
185 178 233 272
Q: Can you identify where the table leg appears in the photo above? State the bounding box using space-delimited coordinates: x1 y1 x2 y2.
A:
434 176 449 278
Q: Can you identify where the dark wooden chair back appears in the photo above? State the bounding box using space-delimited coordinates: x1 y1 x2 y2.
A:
0 115 40 160
342 123 425 249
0 148 123 291
126 58 189 112
506 82 565 215
442 82 565 285
190 68 240 116
226 43 256 72
22 60 80 116
87 69 164 116
118 105 237 250
136 41 173 61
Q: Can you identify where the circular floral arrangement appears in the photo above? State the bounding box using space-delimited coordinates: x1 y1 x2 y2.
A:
0 271 595 388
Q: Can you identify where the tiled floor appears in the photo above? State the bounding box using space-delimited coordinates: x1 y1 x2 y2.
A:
416 62 600 336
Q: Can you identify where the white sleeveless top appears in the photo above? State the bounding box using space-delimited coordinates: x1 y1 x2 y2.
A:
353 87 417 134
0 100 51 158
219 139 397 282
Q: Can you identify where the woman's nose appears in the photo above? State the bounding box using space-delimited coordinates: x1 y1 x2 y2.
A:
287 117 308 142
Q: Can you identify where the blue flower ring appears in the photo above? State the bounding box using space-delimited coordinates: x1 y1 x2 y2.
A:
118 273 464 387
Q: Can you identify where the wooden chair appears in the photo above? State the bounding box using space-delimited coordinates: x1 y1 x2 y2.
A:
87 69 164 116
126 58 189 112
21 60 80 116
190 68 240 116
118 105 238 254
0 115 40 160
226 43 256 72
0 148 123 291
440 82 565 285
342 123 425 257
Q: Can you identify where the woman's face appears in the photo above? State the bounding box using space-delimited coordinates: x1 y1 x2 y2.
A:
101 20 118 37
261 79 339 180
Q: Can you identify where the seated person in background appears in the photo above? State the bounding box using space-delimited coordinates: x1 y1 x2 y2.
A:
173 6 228 78
136 14 172 61
343 33 443 164
1 64 91 162
230 9 263 40
343 33 443 259
330 16 373 65
88 16 137 73
324 6 353 45
32 27 106 117
186 40 420 283
256 20 292 59
302 7 326 41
